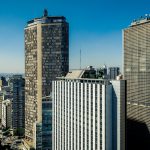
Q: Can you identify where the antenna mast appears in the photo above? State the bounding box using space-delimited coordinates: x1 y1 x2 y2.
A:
80 49 81 69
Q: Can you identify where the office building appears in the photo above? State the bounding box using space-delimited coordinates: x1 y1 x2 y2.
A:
124 16 150 149
0 93 3 123
34 96 52 150
12 75 25 136
2 99 12 129
108 67 120 80
1 77 8 86
24 9 69 148
42 96 52 150
0 80 2 91
53 67 126 150
97 65 107 79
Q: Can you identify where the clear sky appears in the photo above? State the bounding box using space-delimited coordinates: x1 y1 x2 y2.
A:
0 0 149 73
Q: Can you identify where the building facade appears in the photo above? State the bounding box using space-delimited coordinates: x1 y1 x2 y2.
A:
2 99 12 129
0 80 2 91
124 17 150 122
96 65 107 79
124 16 150 149
12 75 25 136
1 77 8 86
34 96 52 150
42 96 52 150
108 67 120 80
24 10 69 148
53 68 126 150
0 93 3 123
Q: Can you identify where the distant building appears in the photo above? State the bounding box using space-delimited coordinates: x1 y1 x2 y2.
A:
0 93 4 123
0 80 2 86
53 67 126 150
97 65 107 79
0 80 2 91
3 92 13 100
7 77 14 92
2 99 12 129
1 77 8 86
108 67 120 80
1 86 11 94
24 9 69 148
12 75 25 136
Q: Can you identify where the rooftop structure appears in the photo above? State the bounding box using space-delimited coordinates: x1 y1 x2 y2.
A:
26 9 66 27
131 15 150 26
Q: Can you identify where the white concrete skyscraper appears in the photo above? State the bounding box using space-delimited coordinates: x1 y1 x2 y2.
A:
53 67 126 150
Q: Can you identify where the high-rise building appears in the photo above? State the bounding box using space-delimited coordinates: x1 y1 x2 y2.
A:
42 96 52 150
24 10 69 148
2 99 12 129
0 80 2 91
108 67 120 80
12 75 25 136
34 96 53 150
0 93 3 123
124 16 150 149
53 67 126 150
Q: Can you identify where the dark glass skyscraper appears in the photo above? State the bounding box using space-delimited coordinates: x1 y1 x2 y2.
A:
12 75 25 136
42 96 52 150
24 10 69 148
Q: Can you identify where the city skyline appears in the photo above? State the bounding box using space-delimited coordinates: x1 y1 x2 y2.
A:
0 0 150 73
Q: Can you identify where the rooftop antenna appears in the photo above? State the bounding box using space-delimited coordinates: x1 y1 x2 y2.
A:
44 9 48 17
80 49 81 69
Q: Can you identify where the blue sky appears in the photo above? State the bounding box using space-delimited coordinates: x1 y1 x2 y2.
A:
0 0 149 73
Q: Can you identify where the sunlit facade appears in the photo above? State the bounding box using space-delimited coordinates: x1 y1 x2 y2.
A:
53 68 126 150
24 10 69 148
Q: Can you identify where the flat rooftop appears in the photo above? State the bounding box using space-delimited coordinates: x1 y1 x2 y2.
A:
26 9 66 27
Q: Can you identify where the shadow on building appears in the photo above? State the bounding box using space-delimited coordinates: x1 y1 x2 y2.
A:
127 119 150 150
